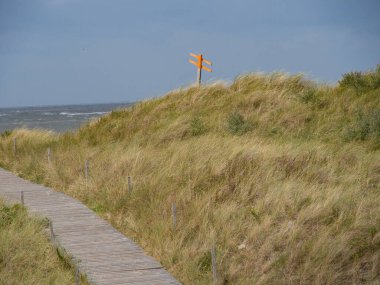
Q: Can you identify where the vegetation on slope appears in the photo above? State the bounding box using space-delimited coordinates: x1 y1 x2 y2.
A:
0 200 87 284
0 66 379 284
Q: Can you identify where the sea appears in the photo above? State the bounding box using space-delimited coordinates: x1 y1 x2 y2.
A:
0 103 132 133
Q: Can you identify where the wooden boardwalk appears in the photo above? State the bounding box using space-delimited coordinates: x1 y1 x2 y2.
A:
0 168 181 285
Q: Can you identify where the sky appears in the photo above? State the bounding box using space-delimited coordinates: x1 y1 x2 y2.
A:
0 0 379 107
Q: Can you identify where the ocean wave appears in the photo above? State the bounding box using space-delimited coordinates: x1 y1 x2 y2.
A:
59 112 108 116
0 114 9 117
42 112 55 115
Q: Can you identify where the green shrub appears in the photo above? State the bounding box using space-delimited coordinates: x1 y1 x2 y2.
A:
197 250 212 272
345 109 380 142
227 111 252 135
0 130 12 138
339 72 368 92
299 89 318 104
339 65 380 94
190 117 207 136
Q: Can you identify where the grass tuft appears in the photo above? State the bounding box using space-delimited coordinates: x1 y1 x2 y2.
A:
0 200 88 284
227 111 252 135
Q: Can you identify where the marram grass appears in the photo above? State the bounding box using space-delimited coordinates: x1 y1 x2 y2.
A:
0 68 379 284
0 200 88 284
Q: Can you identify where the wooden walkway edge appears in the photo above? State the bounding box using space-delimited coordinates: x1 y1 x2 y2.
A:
0 168 181 285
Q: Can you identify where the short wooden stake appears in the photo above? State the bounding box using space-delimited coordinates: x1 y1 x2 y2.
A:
13 137 17 154
21 191 24 205
211 245 218 284
75 267 79 285
85 160 89 180
47 147 51 163
171 203 177 230
49 220 55 242
127 176 132 193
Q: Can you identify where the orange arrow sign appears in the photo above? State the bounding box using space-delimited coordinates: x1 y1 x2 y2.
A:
188 52 213 86
202 65 212 72
203 59 212 66
189 59 200 68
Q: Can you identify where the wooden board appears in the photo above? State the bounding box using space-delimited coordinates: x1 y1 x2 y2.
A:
0 168 181 285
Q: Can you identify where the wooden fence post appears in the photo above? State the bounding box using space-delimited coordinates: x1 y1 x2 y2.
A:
75 267 79 285
128 176 132 193
49 220 55 243
211 245 218 284
13 137 17 154
21 191 24 205
171 203 177 230
47 147 51 164
85 160 89 180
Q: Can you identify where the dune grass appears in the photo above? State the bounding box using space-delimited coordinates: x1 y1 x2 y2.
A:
0 66 379 284
0 200 88 284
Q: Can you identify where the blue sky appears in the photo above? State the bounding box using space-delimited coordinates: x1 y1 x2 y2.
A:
0 0 379 107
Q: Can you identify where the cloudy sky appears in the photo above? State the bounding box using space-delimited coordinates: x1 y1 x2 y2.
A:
0 0 379 107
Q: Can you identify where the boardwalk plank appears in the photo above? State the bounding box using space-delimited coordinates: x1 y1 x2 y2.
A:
0 168 181 285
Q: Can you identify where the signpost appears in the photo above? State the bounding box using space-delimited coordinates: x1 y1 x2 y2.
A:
189 53 212 86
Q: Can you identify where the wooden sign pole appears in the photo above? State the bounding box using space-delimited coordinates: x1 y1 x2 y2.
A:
197 67 202 87
189 53 212 87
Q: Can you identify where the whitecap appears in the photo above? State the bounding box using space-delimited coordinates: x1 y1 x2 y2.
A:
59 112 108 116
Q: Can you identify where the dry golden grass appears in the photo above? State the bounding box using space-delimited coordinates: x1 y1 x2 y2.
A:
0 69 379 284
0 200 88 284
